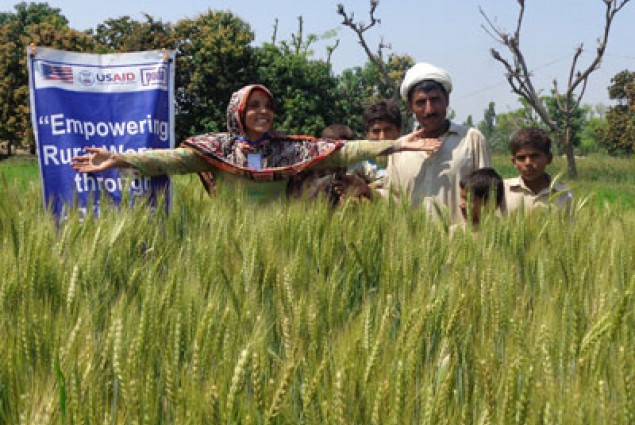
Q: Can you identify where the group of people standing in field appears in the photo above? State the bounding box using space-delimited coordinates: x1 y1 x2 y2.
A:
71 62 572 228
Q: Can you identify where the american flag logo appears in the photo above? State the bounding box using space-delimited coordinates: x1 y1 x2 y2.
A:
41 63 74 83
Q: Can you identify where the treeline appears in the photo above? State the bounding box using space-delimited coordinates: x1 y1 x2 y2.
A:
0 2 414 153
472 73 635 157
1 2 633 156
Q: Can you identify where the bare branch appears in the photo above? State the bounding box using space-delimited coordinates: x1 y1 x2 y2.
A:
337 1 395 95
271 18 278 45
326 39 340 65
566 0 631 96
481 2 557 131
567 45 584 92
512 0 525 44
291 16 303 55
478 6 507 42
481 0 631 178
573 76 590 111
552 79 560 97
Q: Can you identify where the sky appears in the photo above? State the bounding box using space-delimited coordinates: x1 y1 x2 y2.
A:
9 0 635 122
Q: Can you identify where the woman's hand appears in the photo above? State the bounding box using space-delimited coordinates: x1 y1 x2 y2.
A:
398 129 443 153
71 147 127 173
378 129 444 156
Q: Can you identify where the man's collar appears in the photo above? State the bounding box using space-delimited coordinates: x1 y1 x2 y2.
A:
415 120 458 136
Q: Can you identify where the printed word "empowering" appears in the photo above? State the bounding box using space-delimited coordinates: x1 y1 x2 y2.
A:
47 113 169 142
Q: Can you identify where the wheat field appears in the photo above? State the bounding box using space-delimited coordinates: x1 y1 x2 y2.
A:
0 173 633 424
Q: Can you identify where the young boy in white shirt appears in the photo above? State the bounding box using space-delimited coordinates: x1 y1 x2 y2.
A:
503 128 573 213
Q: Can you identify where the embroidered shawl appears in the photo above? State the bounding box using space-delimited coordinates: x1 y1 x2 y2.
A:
180 84 343 193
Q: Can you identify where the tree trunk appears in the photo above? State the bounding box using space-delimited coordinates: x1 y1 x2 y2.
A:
563 128 578 178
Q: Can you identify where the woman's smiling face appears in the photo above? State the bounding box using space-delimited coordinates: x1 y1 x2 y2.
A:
243 89 274 140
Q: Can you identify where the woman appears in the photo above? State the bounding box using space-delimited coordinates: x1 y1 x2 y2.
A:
72 84 436 202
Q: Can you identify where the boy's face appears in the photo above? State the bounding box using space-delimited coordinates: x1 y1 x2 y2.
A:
366 120 400 141
511 146 552 183
459 187 485 226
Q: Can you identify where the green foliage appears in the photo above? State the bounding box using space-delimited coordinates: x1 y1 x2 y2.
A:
544 93 587 149
579 113 608 155
0 2 415 148
0 2 68 27
0 3 93 151
485 99 544 153
171 11 256 140
483 95 603 156
1 171 635 424
478 101 496 141
607 69 635 102
597 106 635 156
253 43 339 137
332 68 367 135
333 54 414 135
88 14 174 53
597 70 635 156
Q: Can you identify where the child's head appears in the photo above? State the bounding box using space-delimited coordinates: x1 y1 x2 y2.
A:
510 127 552 155
363 100 402 140
509 127 553 186
459 168 504 225
321 124 355 140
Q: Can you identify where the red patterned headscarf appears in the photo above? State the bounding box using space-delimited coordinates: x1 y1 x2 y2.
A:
226 84 274 138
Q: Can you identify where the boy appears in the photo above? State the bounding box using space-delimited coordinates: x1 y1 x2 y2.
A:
458 167 504 228
363 100 402 141
503 127 573 213
350 100 403 189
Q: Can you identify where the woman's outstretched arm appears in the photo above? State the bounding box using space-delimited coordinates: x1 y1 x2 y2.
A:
71 147 130 173
317 130 444 169
72 147 211 176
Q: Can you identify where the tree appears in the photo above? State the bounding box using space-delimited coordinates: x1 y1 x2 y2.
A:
597 70 635 155
578 105 608 154
478 101 496 141
170 11 256 141
0 2 93 155
333 53 414 135
89 14 173 53
480 0 630 177
253 43 341 136
488 99 544 153
0 2 68 27
543 93 587 150
607 68 635 102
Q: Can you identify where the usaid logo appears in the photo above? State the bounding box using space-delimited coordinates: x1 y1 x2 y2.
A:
78 70 96 86
141 66 168 86
95 71 136 83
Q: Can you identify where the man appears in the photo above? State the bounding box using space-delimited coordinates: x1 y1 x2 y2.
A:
387 62 492 222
